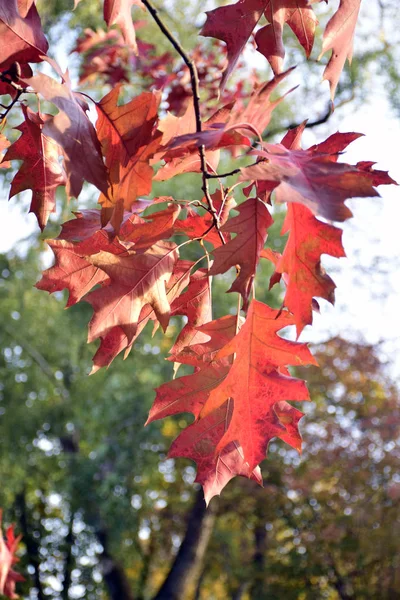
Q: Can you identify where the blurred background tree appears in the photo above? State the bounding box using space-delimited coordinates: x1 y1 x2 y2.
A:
1 0 399 599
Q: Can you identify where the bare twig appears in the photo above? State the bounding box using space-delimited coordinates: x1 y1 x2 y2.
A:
141 0 225 245
0 63 24 121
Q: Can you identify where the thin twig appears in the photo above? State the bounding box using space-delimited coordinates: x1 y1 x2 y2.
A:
205 167 241 179
142 0 225 245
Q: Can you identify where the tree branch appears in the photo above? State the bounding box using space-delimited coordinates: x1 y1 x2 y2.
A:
141 0 225 245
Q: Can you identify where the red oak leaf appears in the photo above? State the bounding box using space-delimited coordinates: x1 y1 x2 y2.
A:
35 240 110 308
153 149 220 181
0 133 11 168
104 0 143 53
169 268 212 355
23 72 108 198
91 259 195 372
4 105 66 230
15 0 36 18
210 198 273 309
201 0 316 88
0 510 24 599
86 241 178 343
0 0 48 69
240 142 392 222
120 203 181 250
169 69 294 150
319 0 361 99
201 0 265 90
255 1 317 75
153 104 222 180
147 363 229 424
168 315 241 368
169 399 263 505
174 190 235 248
275 203 345 336
201 300 316 469
95 86 162 219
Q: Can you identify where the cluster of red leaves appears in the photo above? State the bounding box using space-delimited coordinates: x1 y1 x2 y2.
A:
0 0 397 516
0 511 24 600
202 0 362 98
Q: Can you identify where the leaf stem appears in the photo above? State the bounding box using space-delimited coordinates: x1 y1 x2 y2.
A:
141 0 225 245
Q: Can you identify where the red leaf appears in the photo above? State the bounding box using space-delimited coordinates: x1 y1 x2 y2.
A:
120 203 181 250
95 86 162 217
210 198 273 309
91 259 195 372
255 1 317 74
201 300 317 469
4 105 66 230
169 69 294 149
201 0 317 88
0 0 48 69
35 240 110 308
23 73 108 198
174 190 235 248
169 268 212 356
148 363 229 424
169 315 240 368
275 203 345 336
169 400 262 505
104 0 143 53
319 0 361 99
148 315 239 425
201 0 265 90
240 142 392 222
0 510 24 599
153 104 222 180
86 241 178 343
0 133 11 169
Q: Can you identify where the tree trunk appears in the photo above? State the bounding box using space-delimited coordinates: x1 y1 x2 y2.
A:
153 488 218 600
249 522 267 599
15 491 45 600
97 528 135 600
61 514 74 600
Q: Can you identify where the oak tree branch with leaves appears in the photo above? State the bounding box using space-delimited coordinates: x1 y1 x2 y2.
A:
0 0 398 597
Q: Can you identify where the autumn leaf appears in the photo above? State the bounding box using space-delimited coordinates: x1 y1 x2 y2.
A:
86 241 178 343
201 300 316 469
169 400 263 505
201 0 316 88
319 0 361 99
0 0 48 69
91 259 196 372
201 0 265 90
4 105 66 230
210 198 273 309
240 142 390 222
0 133 11 168
0 510 24 599
169 268 212 355
23 72 108 198
120 203 181 250
174 190 235 248
259 124 345 336
168 69 295 150
274 203 345 336
153 104 222 181
104 0 143 53
35 240 110 308
168 315 240 368
256 0 317 74
95 85 161 217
